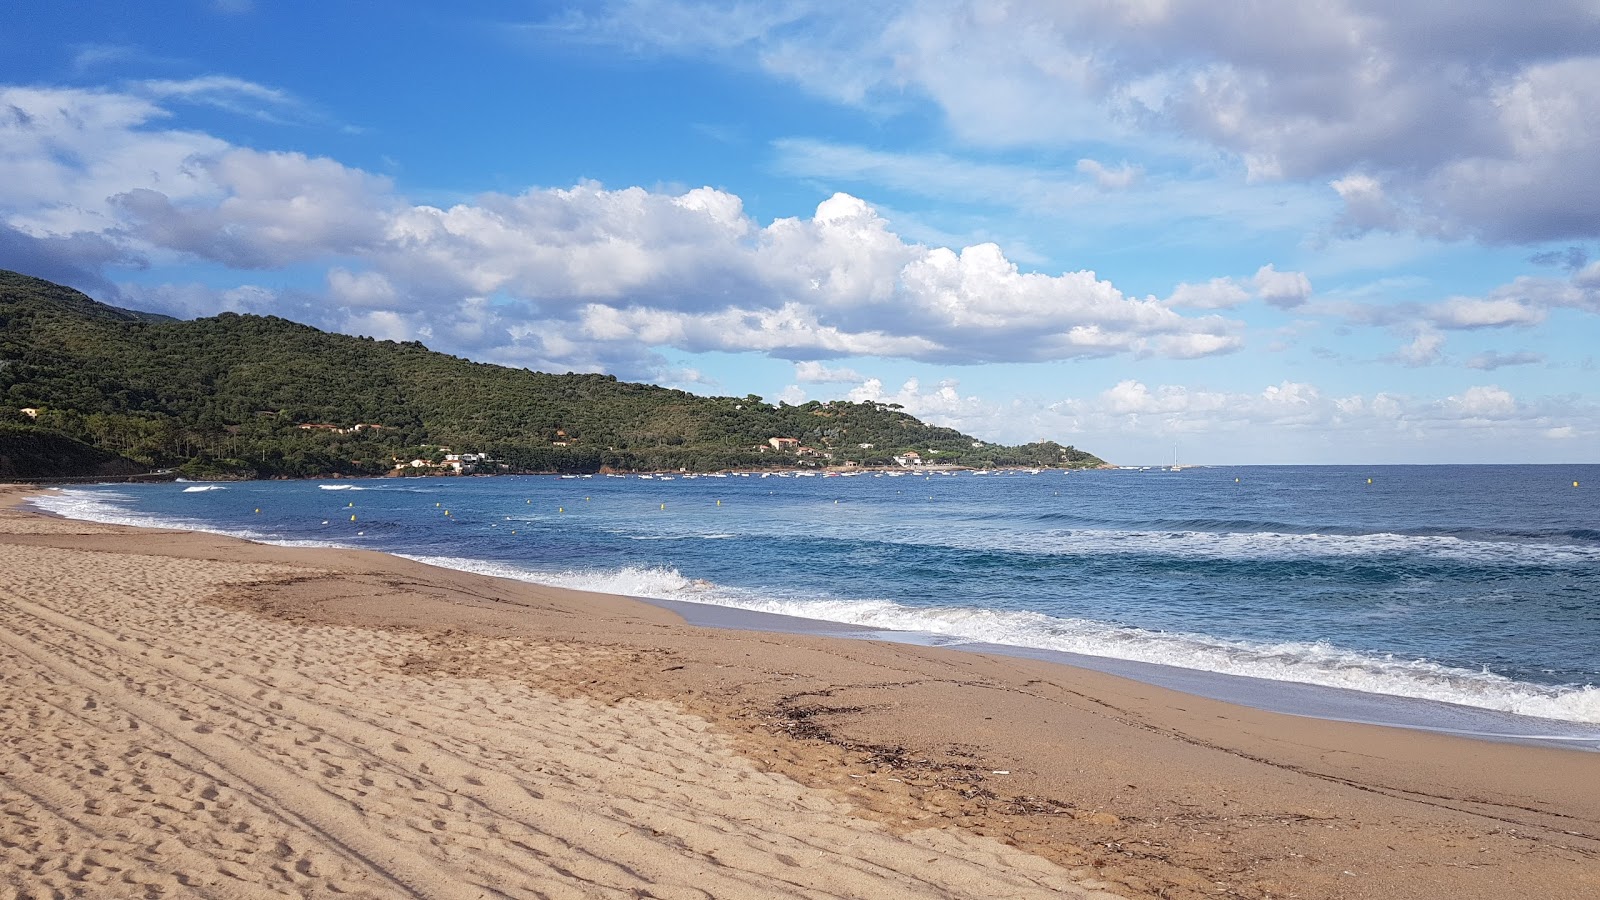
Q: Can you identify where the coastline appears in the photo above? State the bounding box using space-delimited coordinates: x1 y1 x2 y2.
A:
3 486 1598 898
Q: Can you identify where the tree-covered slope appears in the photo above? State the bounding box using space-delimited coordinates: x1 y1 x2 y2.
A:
0 423 146 479
0 270 1104 477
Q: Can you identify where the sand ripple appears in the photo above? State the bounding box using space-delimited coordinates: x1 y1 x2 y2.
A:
0 541 1111 898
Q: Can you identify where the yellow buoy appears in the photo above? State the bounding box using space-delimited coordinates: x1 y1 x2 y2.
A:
1367 478 1373 485
436 502 441 507
558 507 564 513
254 508 260 514
348 501 353 507
716 499 721 506
1235 477 1240 483
350 514 356 521
660 503 666 510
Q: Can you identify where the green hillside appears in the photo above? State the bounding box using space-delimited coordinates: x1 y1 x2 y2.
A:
0 270 1103 478
0 422 146 480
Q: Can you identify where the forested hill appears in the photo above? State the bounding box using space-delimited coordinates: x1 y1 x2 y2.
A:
0 270 1104 478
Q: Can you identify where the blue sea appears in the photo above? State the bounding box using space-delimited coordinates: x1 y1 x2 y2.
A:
33 465 1600 745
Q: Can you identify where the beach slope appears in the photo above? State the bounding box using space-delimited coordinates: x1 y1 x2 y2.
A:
1 490 1596 899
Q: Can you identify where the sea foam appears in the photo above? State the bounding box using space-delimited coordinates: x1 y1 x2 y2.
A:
401 553 1600 725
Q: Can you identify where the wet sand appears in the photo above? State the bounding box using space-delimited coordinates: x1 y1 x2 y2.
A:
2 487 1596 899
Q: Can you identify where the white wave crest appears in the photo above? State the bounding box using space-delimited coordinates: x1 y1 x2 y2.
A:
181 485 229 492
398 553 1600 725
897 525 1600 567
318 484 365 490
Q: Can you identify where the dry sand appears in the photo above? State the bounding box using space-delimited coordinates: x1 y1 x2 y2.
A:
1 486 1596 899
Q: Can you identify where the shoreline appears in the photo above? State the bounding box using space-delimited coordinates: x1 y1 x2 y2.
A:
645 595 1600 752
31 480 1600 746
4 486 1599 898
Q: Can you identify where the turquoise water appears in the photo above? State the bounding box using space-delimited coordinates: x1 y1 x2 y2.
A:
36 465 1600 728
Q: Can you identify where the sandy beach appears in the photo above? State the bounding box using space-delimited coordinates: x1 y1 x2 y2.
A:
1 487 1596 899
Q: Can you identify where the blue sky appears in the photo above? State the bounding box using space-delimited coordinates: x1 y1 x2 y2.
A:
3 1 1598 464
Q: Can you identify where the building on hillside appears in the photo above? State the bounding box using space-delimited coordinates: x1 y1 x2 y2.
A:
892 451 923 467
768 437 800 451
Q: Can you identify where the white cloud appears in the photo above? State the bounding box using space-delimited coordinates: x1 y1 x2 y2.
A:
1426 296 1546 329
1075 158 1142 190
0 86 1247 369
1165 264 1311 310
556 1 1600 243
1442 385 1518 420
112 148 395 268
770 137 1334 240
1393 328 1446 367
794 360 863 382
1167 277 1249 310
0 86 225 237
1251 264 1313 308
132 76 300 122
1465 350 1544 371
814 373 1594 462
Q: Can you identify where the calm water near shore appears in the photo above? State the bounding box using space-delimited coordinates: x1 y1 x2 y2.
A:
34 464 1600 743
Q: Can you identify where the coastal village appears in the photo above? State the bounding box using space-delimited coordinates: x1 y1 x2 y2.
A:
304 427 1072 476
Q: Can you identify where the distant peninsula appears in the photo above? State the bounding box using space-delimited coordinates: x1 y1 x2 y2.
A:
0 270 1104 480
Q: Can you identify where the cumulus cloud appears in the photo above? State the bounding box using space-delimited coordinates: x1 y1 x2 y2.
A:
1251 264 1313 308
794 361 863 382
1165 264 1311 310
1442 385 1518 420
1391 328 1446 367
554 0 1600 243
1425 296 1546 329
111 148 395 268
0 84 1245 372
